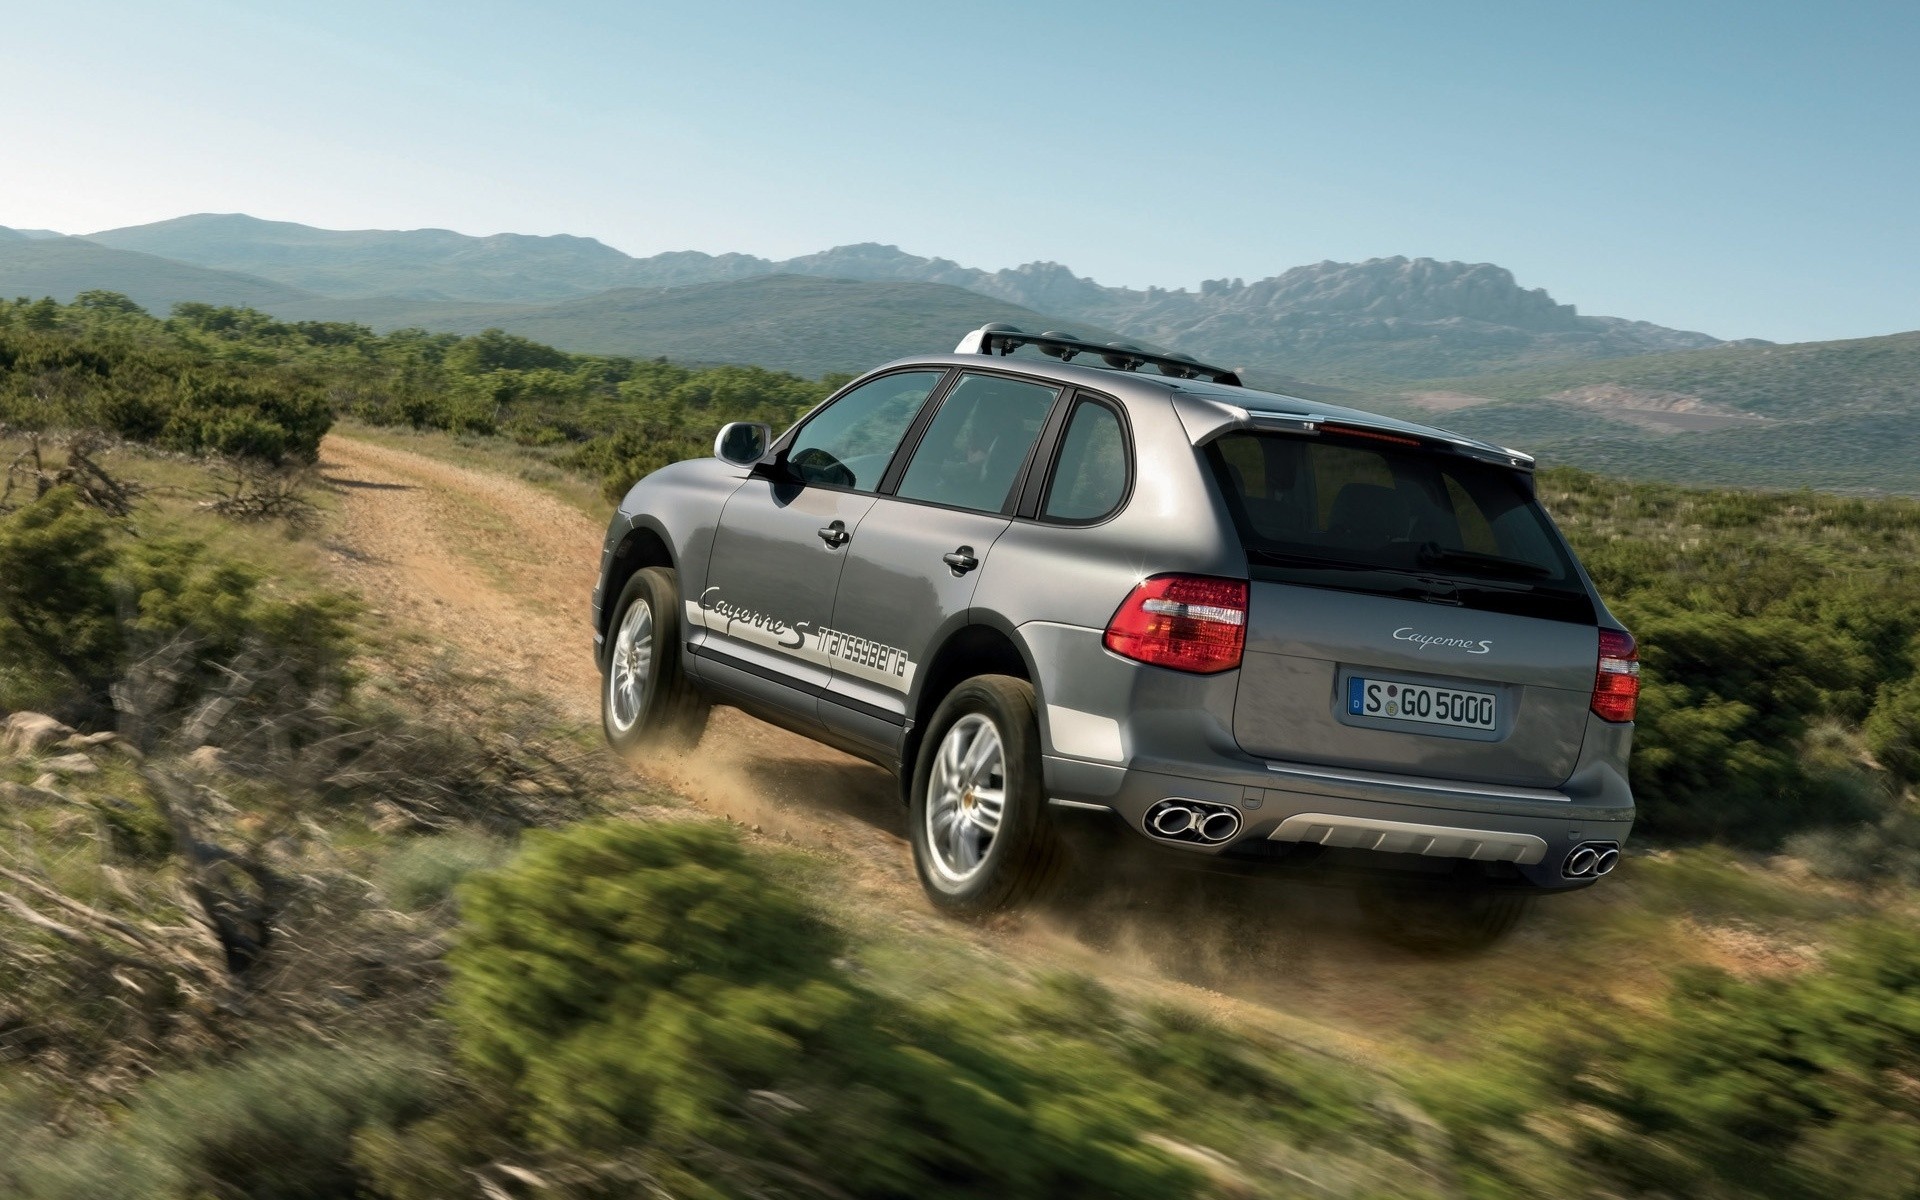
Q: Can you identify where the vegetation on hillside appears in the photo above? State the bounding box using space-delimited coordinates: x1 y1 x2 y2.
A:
0 293 838 502
1542 469 1920 846
1423 330 1920 493
3 290 1920 1197
1435 330 1920 418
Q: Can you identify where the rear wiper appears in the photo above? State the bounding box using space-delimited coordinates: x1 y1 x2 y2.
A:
1245 548 1373 572
1416 544 1552 580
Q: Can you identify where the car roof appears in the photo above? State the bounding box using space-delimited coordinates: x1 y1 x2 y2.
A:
864 352 1528 465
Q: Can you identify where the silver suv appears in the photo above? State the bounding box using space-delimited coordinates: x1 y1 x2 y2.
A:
593 326 1637 940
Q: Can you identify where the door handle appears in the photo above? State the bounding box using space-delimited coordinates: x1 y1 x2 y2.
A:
817 521 851 548
942 546 979 576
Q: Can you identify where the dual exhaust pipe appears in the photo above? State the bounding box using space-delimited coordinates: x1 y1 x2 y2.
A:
1145 798 1243 846
1563 841 1620 879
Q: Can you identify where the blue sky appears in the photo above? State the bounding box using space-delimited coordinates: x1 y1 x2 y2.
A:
3 0 1914 342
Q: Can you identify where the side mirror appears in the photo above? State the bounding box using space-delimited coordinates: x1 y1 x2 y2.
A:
713 422 772 467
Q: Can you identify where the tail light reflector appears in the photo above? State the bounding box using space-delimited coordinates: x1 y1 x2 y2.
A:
1104 575 1248 674
1592 628 1640 722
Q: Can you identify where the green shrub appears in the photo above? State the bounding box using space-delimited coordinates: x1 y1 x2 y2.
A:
1425 921 1920 1200
0 301 335 463
440 820 1198 1198
0 485 354 723
1626 608 1875 844
1866 672 1920 784
0 1045 441 1200
376 830 512 910
0 488 120 703
156 373 331 463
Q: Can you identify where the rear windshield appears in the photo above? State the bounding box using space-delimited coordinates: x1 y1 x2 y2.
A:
1205 432 1595 624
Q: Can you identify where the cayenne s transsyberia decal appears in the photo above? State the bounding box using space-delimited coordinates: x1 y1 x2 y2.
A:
687 588 915 690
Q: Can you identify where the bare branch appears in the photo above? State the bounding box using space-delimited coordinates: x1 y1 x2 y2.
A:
0 888 174 978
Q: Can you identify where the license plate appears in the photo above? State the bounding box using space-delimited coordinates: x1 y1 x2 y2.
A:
1348 676 1497 730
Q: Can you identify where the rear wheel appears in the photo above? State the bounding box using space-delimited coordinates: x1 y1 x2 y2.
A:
1357 881 1533 954
602 567 708 759
909 675 1064 916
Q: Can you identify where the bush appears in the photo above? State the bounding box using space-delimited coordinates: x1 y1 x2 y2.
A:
1866 672 1920 784
1426 921 1920 1200
0 1044 441 1200
1626 608 1875 844
0 487 120 703
375 830 512 910
0 485 354 724
438 820 1198 1198
1 301 335 464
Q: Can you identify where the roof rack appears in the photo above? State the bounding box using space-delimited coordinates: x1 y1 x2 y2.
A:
954 324 1242 387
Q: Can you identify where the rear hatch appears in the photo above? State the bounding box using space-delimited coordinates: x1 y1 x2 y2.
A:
1207 428 1599 789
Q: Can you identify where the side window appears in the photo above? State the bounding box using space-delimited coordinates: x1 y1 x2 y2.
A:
1042 400 1129 522
894 373 1059 513
786 371 943 491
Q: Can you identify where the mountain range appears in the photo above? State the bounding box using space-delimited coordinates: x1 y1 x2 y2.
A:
3 213 1913 493
40 212 1721 383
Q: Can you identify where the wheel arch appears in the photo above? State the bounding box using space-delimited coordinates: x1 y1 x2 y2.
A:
599 517 676 656
901 614 1040 803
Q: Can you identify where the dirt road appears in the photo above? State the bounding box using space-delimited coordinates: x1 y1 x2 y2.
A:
315 432 1641 1055
318 435 920 901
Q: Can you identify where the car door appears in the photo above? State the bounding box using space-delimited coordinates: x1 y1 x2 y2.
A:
820 370 1065 751
691 369 947 731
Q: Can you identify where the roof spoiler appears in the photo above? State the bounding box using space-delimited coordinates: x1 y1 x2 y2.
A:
955 323 1242 387
1174 395 1537 472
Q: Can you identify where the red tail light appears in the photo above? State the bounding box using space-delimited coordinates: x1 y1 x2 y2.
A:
1592 628 1640 722
1104 575 1248 674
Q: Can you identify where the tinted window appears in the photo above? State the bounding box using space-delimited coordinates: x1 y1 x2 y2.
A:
1208 432 1594 623
1042 400 1128 521
786 371 942 491
895 374 1059 513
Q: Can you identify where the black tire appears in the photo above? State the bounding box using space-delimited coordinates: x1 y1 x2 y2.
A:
1356 881 1534 954
908 675 1065 916
601 567 708 760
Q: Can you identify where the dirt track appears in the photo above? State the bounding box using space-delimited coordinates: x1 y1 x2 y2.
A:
318 434 920 903
314 433 1643 1056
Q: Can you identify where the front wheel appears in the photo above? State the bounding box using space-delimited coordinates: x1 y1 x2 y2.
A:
602 567 708 759
909 675 1064 916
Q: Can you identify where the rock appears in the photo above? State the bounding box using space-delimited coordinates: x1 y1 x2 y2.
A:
39 753 100 778
59 731 120 752
3 712 76 757
1 780 70 805
184 745 227 774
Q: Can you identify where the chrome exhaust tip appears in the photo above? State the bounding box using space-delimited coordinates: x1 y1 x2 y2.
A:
1198 810 1242 844
1564 846 1600 878
1593 847 1620 876
1150 806 1197 837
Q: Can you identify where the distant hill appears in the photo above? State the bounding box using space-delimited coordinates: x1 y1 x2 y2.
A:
0 225 66 241
280 275 1132 379
0 236 316 312
84 214 1721 381
89 213 652 303
1393 330 1920 492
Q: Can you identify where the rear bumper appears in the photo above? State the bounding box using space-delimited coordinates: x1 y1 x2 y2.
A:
1026 620 1633 892
1044 740 1634 892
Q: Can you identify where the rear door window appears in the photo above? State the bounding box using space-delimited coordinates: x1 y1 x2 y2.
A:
1207 432 1594 623
1041 399 1129 522
894 373 1059 513
785 370 944 491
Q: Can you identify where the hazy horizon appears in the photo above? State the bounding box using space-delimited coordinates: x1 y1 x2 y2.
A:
5 0 1917 343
